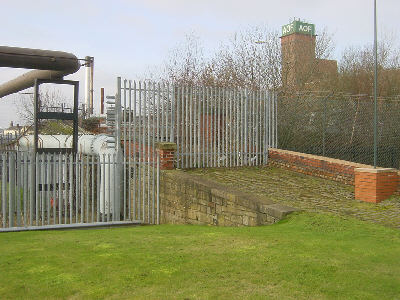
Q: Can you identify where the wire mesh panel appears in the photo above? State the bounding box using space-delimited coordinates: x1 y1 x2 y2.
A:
277 93 400 168
119 79 277 169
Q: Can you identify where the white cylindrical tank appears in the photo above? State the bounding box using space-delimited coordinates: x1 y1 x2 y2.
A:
17 134 118 215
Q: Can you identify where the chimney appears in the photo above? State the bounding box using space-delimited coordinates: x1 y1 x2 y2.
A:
101 87 104 114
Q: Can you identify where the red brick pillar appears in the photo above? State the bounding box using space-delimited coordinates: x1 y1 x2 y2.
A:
355 168 399 203
156 142 177 170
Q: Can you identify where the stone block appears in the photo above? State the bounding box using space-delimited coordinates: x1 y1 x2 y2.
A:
260 203 298 219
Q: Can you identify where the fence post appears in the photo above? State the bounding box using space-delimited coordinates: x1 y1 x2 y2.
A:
322 96 327 157
9 152 15 227
114 77 123 221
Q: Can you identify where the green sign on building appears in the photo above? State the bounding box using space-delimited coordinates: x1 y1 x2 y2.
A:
281 20 315 37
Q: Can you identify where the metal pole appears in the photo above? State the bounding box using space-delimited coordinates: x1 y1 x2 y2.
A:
137 81 142 220
202 87 205 167
69 154 73 224
128 81 132 220
133 81 137 220
322 96 327 157
189 87 193 168
96 155 100 222
123 80 127 220
194 87 198 167
185 85 189 168
197 87 201 167
115 77 123 220
170 83 175 143
373 0 378 168
2 154 7 227
152 83 156 224
156 154 160 225
85 56 91 117
176 86 181 168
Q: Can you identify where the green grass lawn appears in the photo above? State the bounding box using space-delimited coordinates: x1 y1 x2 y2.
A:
0 213 399 300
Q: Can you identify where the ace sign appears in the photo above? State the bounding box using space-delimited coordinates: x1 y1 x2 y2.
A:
282 20 315 37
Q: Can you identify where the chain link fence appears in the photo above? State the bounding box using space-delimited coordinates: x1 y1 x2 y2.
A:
277 92 400 169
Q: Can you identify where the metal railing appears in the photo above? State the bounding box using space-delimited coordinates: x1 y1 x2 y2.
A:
119 79 278 169
0 151 160 231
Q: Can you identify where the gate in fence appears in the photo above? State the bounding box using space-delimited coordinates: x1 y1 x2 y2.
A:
118 78 277 169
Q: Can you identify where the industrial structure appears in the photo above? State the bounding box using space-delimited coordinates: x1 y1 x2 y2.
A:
280 19 338 90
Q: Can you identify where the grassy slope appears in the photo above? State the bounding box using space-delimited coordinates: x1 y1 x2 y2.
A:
0 213 399 300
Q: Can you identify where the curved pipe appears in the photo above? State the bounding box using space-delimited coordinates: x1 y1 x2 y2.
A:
0 69 66 98
0 46 80 71
0 46 80 98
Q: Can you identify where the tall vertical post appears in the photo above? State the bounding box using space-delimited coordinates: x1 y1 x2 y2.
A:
322 95 327 157
100 87 105 114
115 77 123 220
373 0 378 168
33 79 39 155
90 57 94 115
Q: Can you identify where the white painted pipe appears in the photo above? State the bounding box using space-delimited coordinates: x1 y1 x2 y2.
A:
17 134 116 214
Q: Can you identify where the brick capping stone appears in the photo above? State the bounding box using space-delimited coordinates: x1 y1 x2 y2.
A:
268 148 400 203
156 142 177 150
159 170 299 226
355 168 397 173
156 142 177 170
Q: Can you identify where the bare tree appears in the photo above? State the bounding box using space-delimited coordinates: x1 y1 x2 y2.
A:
209 27 282 90
15 88 69 124
160 25 335 92
338 35 400 97
163 33 206 85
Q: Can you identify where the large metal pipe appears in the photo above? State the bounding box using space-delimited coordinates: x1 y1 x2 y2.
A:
0 69 65 98
0 46 80 98
0 46 80 71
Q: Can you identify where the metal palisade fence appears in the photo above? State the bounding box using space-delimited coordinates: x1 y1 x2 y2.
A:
0 78 276 231
118 79 278 169
0 151 160 231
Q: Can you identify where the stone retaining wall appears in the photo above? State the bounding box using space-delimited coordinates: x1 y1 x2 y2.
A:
159 170 297 226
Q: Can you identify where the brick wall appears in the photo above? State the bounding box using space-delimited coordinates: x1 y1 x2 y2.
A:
160 170 297 226
123 142 155 162
355 168 399 203
268 148 400 203
199 114 225 144
268 148 372 185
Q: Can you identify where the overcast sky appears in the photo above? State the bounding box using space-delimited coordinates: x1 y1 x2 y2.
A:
0 0 399 128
